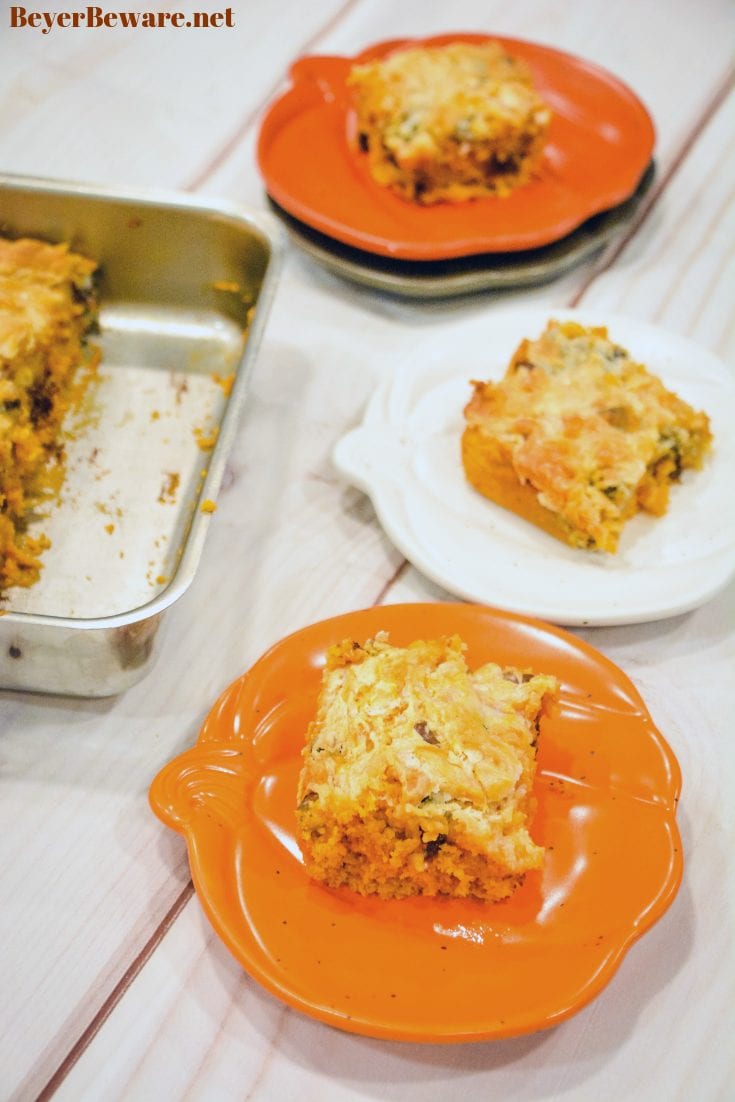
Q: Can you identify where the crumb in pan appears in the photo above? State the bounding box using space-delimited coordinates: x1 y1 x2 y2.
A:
348 41 551 204
296 633 557 901
0 236 100 592
462 319 712 552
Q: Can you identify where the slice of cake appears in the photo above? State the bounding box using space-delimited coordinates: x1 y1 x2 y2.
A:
0 236 99 591
462 320 712 552
296 633 557 901
348 41 551 204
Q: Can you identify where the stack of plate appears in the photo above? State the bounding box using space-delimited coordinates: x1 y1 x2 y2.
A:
257 33 656 298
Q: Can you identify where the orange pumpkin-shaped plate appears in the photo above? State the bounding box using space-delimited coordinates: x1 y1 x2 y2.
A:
150 603 682 1042
256 34 655 260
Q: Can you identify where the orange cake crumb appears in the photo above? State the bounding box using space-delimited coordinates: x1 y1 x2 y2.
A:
462 320 712 552
297 633 557 901
0 236 99 592
349 41 551 204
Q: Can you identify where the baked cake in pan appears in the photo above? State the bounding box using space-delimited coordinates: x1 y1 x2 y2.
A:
462 320 712 553
348 41 551 204
0 236 99 591
296 633 557 901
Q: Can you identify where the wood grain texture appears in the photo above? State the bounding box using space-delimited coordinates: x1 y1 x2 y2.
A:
51 79 735 1102
0 0 353 189
379 85 735 1101
0 1 733 1099
36 884 195 1102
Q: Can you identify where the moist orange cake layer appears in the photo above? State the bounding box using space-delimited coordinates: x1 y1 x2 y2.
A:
296 633 557 901
349 41 551 204
462 319 712 552
0 236 99 592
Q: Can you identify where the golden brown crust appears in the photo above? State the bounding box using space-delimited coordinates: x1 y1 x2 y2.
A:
461 320 713 552
349 42 551 204
296 634 557 901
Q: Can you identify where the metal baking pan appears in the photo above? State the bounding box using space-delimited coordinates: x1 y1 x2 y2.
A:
0 174 282 696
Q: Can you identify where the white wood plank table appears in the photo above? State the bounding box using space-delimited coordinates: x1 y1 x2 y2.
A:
1 2 733 1099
